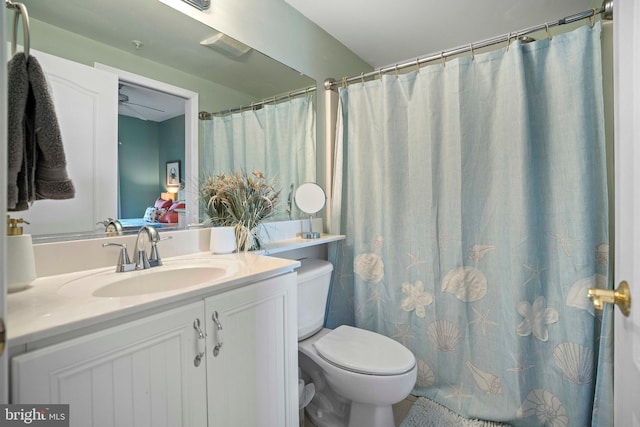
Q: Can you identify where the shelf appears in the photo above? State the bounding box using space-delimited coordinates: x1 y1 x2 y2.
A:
256 234 345 255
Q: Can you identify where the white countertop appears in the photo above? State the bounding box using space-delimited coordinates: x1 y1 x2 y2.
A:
7 252 300 348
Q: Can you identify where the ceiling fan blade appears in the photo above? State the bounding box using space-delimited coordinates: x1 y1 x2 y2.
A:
126 101 165 112
119 103 149 121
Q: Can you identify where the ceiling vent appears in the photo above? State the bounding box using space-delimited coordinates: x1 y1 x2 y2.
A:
181 0 210 11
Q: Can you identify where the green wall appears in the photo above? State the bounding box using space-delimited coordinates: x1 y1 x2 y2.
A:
159 116 186 187
22 18 255 114
118 115 185 218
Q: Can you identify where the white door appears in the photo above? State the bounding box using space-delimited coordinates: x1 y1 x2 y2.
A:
613 1 640 426
19 49 118 236
0 4 9 404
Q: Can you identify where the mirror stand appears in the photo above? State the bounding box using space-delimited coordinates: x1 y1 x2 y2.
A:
302 215 320 239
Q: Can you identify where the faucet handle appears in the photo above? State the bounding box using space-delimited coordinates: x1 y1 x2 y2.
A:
102 243 135 272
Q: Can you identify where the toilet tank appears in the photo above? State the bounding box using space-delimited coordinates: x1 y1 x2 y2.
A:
297 258 334 340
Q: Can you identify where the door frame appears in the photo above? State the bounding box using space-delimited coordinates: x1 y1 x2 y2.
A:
95 64 200 227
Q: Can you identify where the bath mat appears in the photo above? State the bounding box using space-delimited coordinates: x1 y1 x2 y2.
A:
399 397 510 427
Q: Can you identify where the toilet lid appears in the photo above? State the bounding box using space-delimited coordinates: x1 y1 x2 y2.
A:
313 325 415 376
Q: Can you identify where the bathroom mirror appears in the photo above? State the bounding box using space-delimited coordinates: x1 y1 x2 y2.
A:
12 0 316 241
295 183 326 239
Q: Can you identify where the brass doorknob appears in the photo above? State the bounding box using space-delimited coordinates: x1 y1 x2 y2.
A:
588 281 631 317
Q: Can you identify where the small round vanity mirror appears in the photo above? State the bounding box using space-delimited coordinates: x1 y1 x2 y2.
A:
295 183 326 239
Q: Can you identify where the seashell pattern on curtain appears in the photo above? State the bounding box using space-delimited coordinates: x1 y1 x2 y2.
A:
327 22 612 426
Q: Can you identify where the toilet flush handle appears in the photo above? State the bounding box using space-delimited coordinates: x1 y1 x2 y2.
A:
212 311 224 357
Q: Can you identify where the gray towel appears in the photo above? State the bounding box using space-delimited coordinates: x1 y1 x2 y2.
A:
7 53 30 210
7 53 75 211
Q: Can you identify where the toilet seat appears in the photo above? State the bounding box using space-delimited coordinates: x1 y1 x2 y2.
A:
313 325 415 376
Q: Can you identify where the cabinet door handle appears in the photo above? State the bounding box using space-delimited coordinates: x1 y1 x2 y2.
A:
193 318 206 367
212 311 223 357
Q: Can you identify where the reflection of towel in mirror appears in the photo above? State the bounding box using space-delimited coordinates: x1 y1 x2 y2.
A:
7 53 75 211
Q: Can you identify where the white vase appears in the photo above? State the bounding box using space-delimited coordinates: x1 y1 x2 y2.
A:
236 225 260 251
209 226 237 254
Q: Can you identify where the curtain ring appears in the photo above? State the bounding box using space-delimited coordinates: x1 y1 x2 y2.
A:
545 23 552 40
360 72 365 84
589 8 597 28
377 69 382 80
470 43 475 60
441 51 446 67
342 76 348 88
415 58 420 73
395 64 399 77
506 32 512 51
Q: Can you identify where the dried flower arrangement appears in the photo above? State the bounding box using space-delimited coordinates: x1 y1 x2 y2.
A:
200 170 281 251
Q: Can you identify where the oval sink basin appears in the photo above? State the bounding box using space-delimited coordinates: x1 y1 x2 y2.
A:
58 259 239 298
92 267 226 297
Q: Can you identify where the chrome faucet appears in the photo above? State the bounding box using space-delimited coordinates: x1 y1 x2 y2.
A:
133 225 172 269
97 218 123 236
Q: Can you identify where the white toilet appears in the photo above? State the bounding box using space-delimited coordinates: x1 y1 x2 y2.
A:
297 258 417 427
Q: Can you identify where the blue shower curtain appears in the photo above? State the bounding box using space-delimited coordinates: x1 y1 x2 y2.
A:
201 95 316 191
328 23 611 426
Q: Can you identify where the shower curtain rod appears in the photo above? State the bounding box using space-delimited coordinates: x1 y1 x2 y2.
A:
199 85 316 119
325 0 613 90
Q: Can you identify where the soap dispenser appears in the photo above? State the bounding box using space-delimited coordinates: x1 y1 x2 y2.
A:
6 215 37 293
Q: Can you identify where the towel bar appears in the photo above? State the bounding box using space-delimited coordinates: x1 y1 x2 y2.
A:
5 0 30 60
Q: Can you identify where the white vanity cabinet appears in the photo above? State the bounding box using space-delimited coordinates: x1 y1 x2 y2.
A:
204 272 298 427
11 301 209 427
10 272 299 427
